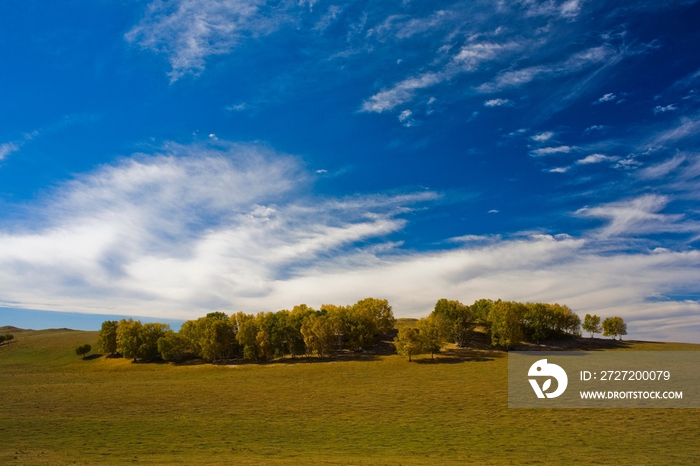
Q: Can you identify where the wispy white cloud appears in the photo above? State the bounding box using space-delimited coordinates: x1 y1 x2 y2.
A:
651 115 700 144
594 92 616 104
484 98 512 107
576 153 618 164
398 109 416 127
477 45 614 93
637 154 686 179
530 145 575 156
361 41 519 113
584 124 604 133
531 131 554 142
0 142 439 316
0 142 19 160
313 5 344 31
654 104 678 114
576 194 697 238
368 9 454 40
613 157 642 170
548 166 569 173
126 0 283 82
225 102 248 112
517 0 584 19
360 72 443 113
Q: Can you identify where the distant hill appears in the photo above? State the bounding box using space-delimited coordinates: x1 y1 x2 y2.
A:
0 325 27 333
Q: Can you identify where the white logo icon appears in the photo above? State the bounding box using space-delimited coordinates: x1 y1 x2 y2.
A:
528 359 568 399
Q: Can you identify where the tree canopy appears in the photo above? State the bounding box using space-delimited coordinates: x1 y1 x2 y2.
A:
75 344 92 359
602 317 627 340
97 320 118 355
582 314 602 338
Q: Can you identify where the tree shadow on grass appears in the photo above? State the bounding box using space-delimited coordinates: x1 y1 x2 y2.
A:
412 347 506 364
83 353 102 360
515 337 633 352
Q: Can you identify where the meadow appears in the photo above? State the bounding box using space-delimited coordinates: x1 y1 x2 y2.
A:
1 325 699 465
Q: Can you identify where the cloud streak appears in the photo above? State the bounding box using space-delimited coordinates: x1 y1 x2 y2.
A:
126 0 282 82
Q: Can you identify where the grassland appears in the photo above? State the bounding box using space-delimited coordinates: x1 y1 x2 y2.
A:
1 326 699 465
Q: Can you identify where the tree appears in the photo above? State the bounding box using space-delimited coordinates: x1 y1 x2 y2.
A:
138 323 170 360
235 312 260 360
488 301 525 349
284 306 314 357
432 299 475 347
602 317 627 340
97 321 119 355
471 299 494 328
2 334 13 344
0 335 5 345
582 314 602 338
352 298 396 334
523 303 552 343
75 344 92 359
255 312 280 361
419 314 449 359
300 313 335 358
116 319 143 361
206 311 229 320
158 331 192 362
394 327 422 362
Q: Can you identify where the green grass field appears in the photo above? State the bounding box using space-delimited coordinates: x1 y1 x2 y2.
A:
1 326 699 465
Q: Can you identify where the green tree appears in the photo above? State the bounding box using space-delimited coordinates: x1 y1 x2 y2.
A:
300 313 335 358
284 306 314 357
471 299 494 328
117 319 143 361
419 314 449 359
75 343 92 359
322 304 351 351
394 327 422 362
96 320 119 355
352 298 396 334
138 323 170 360
255 312 284 361
523 302 552 343
432 299 475 347
488 301 525 349
200 318 236 361
582 314 602 338
3 334 14 344
344 306 377 351
602 316 627 340
158 331 192 362
234 312 260 360
0 335 5 345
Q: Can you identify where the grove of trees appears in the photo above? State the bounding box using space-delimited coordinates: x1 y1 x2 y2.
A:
0 334 14 345
394 299 627 360
93 296 629 364
97 298 396 363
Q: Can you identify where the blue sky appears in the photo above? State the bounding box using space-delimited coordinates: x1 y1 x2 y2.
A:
1 0 700 342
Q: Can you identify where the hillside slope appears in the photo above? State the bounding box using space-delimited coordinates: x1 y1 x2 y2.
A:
1 329 699 465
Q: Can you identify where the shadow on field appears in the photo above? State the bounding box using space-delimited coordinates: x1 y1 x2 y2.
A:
83 353 102 360
415 346 506 364
513 337 633 351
